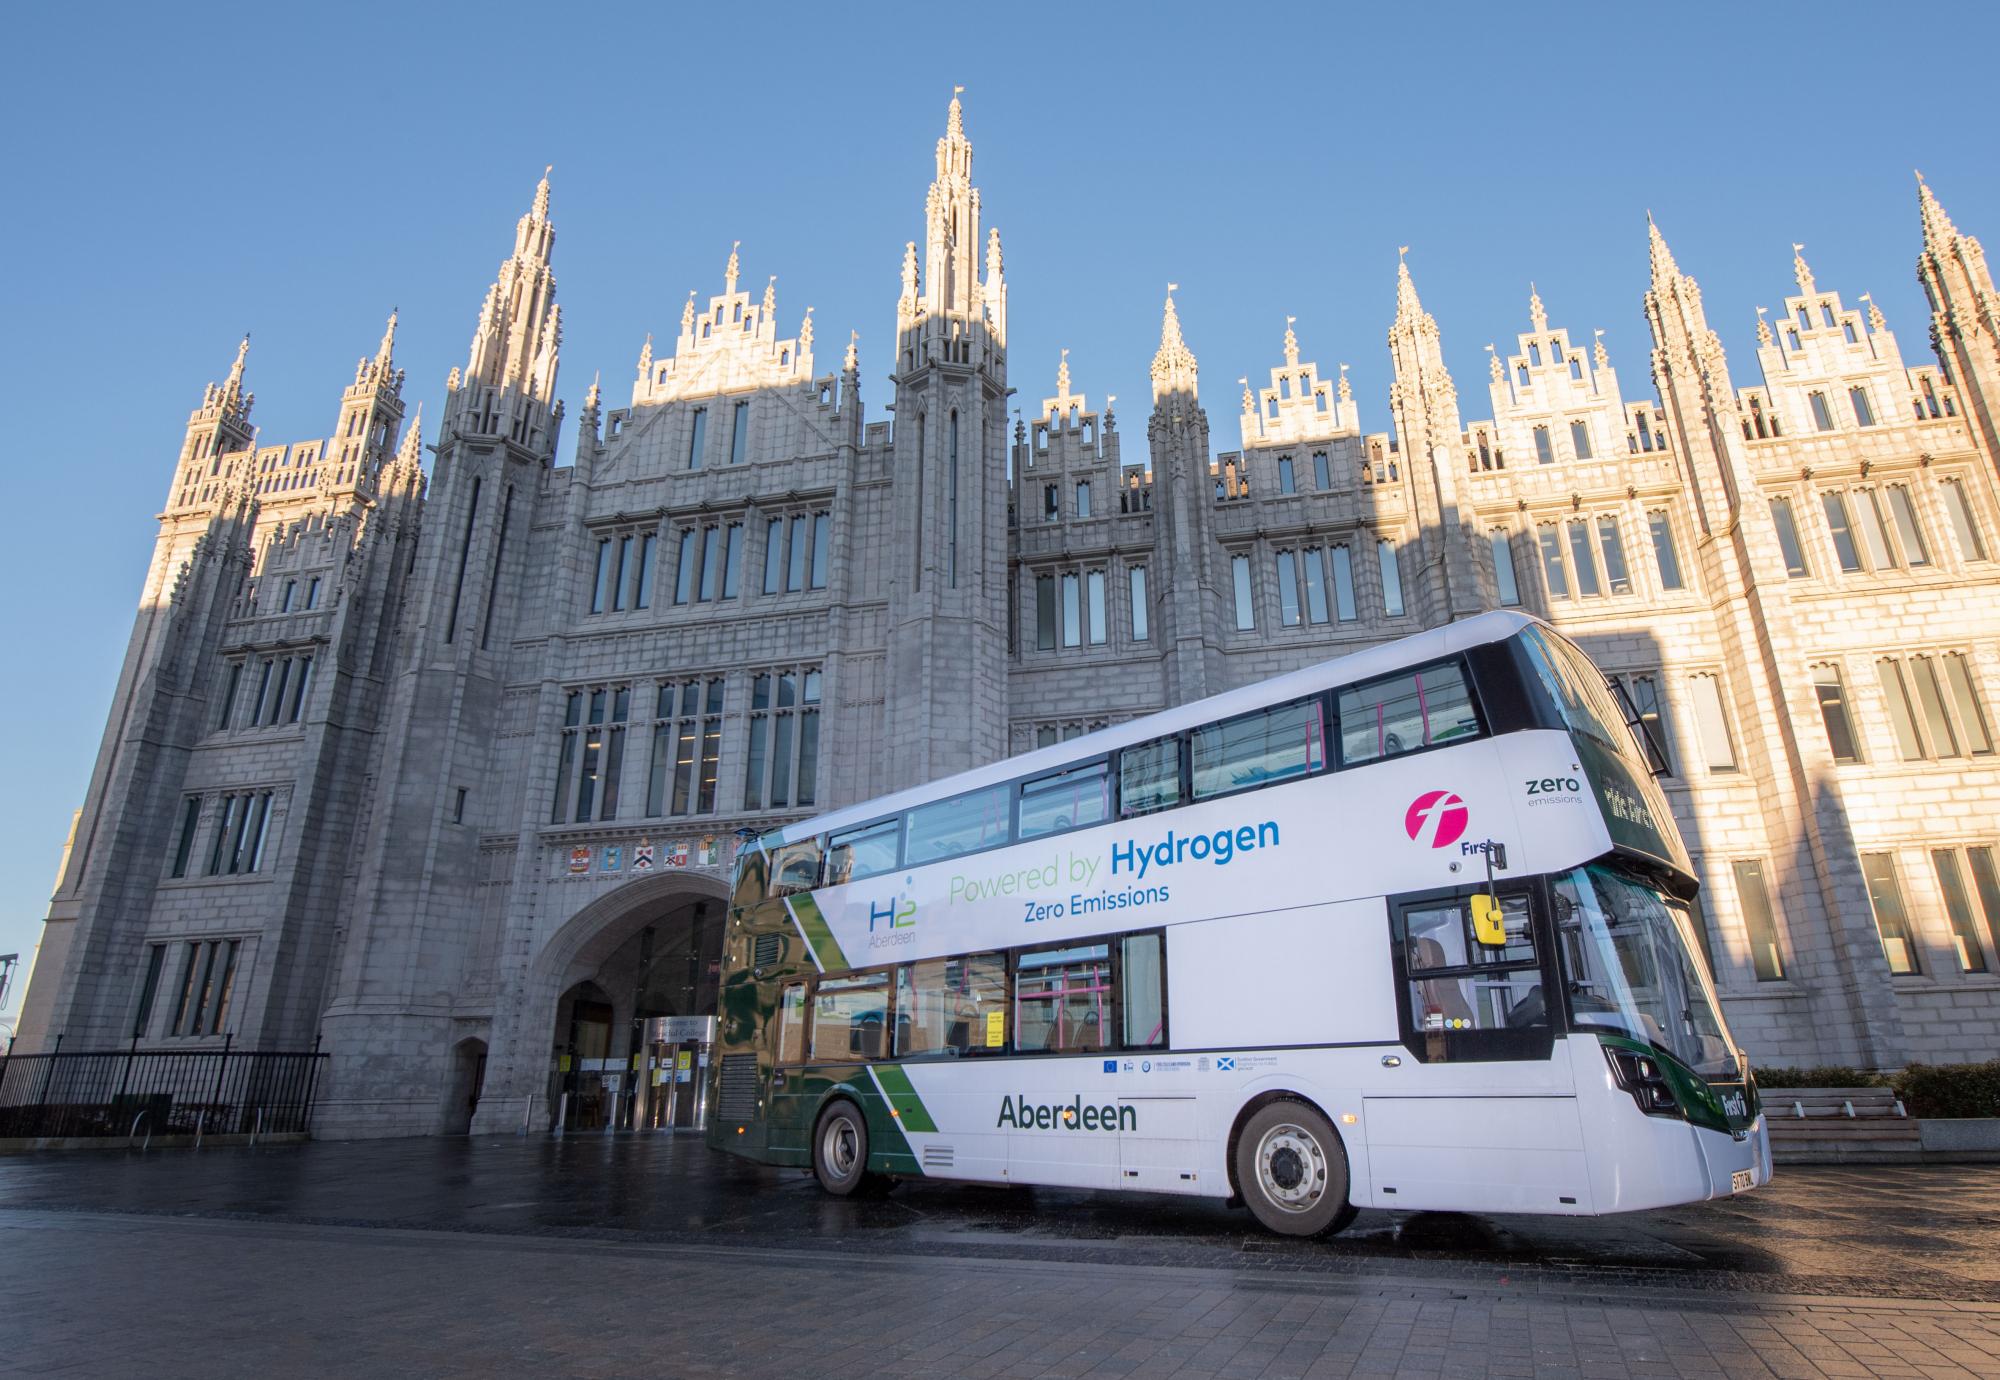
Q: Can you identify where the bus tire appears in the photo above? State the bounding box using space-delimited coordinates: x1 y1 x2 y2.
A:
813 1100 870 1197
1233 1100 1357 1238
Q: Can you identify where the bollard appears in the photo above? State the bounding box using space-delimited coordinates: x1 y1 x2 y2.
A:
519 1093 536 1136
554 1092 568 1136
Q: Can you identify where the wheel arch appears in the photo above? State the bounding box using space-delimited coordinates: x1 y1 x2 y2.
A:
1223 1087 1345 1201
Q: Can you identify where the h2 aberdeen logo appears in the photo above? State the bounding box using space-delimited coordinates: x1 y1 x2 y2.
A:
1404 790 1469 849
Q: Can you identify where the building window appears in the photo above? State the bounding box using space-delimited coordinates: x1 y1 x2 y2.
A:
1277 457 1296 494
169 796 201 878
633 532 656 609
1301 547 1329 624
1044 484 1059 522
1597 517 1631 594
1647 511 1684 591
1059 572 1082 647
1732 860 1786 981
1312 452 1332 488
1813 665 1861 763
1567 521 1601 597
590 540 613 613
1854 489 1897 570
1613 673 1672 775
787 515 809 592
1879 653 1993 760
1490 530 1521 607
1932 849 1992 974
1951 847 2000 964
1329 545 1358 622
305 577 321 610
286 655 313 724
1941 478 1988 561
170 938 242 1037
1822 492 1863 572
132 943 167 1037
215 661 243 731
648 678 725 817
1569 420 1592 460
1378 541 1405 617
1275 550 1301 626
1127 566 1149 642
552 687 629 823
1688 673 1738 772
1770 496 1811 577
1533 426 1554 464
1232 554 1255 630
1035 573 1056 650
809 513 829 590
280 580 296 613
729 400 749 464
1849 386 1876 428
453 787 468 824
1809 391 1835 432
687 407 706 469
673 530 698 604
744 668 821 810
205 791 273 876
1885 487 1929 567
1085 570 1107 645
1076 480 1092 518
1537 525 1569 599
1861 853 1920 975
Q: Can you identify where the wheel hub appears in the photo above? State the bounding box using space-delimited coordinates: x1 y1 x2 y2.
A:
1255 1123 1327 1212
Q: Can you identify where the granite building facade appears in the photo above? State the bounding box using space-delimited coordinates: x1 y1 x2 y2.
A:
17 99 2000 1136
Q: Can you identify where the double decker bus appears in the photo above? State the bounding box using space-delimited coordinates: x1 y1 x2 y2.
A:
707 611 1768 1236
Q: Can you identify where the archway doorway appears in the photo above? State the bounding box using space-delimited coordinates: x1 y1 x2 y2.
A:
543 882 729 1133
443 1038 487 1135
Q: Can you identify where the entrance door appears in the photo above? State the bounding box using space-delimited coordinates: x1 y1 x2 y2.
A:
639 1016 715 1131
1363 884 1586 1213
563 999 613 1131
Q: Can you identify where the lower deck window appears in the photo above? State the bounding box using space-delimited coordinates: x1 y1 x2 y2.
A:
897 955 1008 1057
1016 945 1112 1054
1399 895 1544 1035
811 973 889 1061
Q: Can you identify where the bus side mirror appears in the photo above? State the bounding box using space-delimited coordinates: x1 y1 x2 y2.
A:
1470 894 1508 947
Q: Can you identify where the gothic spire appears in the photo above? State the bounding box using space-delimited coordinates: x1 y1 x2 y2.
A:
725 241 741 295
1792 242 1816 296
1282 316 1299 368
1916 170 1960 249
762 274 776 318
397 405 424 467
375 309 398 372
1393 249 1425 330
1150 284 1198 400
1647 212 1680 285
947 85 964 142
532 165 551 221
1056 347 1071 401
223 333 250 404
1528 283 1547 332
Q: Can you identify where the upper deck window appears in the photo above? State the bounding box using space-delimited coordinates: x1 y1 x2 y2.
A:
905 783 1013 866
1515 625 1630 756
1118 738 1182 817
1337 662 1479 766
1192 699 1325 800
827 819 900 886
767 838 821 897
1019 761 1112 840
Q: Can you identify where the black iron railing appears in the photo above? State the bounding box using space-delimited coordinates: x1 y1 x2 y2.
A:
0 1037 327 1141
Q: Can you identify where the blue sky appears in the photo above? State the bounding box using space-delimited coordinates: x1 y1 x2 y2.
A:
2 1 1995 1016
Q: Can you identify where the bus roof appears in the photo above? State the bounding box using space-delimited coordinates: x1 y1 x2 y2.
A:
766 609 1543 848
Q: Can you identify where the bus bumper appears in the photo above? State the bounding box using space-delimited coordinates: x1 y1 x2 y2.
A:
1693 1115 1772 1199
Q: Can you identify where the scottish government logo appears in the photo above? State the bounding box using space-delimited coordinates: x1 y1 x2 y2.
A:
1404 790 1469 849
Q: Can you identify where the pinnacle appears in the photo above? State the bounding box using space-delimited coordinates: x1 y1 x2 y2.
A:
947 84 965 141
1791 242 1815 296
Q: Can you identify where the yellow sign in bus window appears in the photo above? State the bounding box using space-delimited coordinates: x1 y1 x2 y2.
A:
985 1009 1005 1047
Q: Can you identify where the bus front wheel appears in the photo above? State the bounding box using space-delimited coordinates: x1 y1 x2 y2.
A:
813 1101 871 1196
1234 1101 1357 1237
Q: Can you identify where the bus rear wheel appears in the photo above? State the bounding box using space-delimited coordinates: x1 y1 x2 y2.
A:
813 1101 871 1197
1234 1101 1357 1237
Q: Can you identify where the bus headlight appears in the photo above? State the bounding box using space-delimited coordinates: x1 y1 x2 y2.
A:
1604 1046 1684 1119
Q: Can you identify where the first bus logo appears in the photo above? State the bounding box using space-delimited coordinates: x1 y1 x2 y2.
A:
1405 790 1469 849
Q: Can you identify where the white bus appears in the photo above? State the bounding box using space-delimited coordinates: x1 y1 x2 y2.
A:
707 611 1769 1236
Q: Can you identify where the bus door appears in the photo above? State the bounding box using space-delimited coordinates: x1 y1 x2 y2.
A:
1364 883 1588 1214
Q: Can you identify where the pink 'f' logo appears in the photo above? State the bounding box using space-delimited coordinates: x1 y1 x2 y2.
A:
1404 790 1469 849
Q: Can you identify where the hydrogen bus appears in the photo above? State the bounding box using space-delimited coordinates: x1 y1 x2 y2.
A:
706 611 1768 1236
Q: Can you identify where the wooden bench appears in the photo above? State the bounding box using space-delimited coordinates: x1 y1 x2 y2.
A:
1762 1085 1920 1159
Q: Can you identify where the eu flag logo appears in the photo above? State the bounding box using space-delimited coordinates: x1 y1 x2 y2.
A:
1217 1056 1236 1072
1102 1060 1118 1074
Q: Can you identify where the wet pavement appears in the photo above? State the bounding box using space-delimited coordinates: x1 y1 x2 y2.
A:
1 1133 1997 1303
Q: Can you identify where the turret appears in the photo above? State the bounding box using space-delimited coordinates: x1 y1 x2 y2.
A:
447 167 563 461
1915 173 2000 475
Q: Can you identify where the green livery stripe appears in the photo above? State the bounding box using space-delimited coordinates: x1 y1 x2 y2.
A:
871 1064 938 1134
788 893 849 972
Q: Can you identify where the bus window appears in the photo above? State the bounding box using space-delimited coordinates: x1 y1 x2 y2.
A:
776 983 807 1064
1015 944 1112 1053
1338 662 1478 765
905 783 1013 866
1118 738 1182 817
1019 761 1111 840
1515 625 1627 753
896 954 1008 1057
767 839 822 897
1192 698 1325 800
811 973 890 1062
1398 894 1545 1039
828 819 899 886
1119 934 1166 1048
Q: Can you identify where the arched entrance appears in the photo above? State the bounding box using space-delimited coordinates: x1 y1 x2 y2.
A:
443 1037 488 1135
533 871 731 1133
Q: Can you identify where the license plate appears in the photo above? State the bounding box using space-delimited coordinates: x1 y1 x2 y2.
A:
1730 1168 1755 1193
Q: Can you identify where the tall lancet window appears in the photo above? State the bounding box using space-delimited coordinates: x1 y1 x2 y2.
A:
948 410 960 588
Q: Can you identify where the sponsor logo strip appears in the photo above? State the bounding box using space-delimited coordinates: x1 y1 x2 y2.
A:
789 893 849 973
868 1065 938 1134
